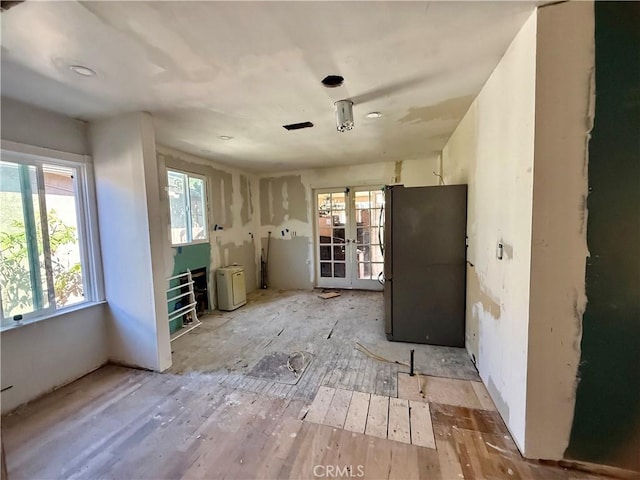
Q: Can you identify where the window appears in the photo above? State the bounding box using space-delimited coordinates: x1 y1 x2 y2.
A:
167 170 208 246
0 152 99 328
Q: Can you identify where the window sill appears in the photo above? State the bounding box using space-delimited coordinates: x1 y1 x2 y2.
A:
0 301 107 333
172 239 210 248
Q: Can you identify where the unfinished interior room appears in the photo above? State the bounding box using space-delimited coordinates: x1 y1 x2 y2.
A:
0 1 638 479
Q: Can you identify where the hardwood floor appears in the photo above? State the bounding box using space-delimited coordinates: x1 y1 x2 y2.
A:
169 289 480 403
1 290 616 479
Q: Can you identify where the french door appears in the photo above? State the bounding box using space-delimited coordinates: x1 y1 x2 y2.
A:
315 186 385 291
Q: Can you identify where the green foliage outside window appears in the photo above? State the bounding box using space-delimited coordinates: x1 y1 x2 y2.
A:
0 209 82 316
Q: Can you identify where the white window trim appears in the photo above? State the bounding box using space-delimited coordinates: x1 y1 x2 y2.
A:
166 168 209 247
0 141 105 330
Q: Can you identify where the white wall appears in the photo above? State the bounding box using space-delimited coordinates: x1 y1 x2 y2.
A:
526 1 593 460
0 98 108 413
442 12 537 451
258 157 440 290
441 3 594 460
0 305 107 413
91 113 171 372
1 96 88 155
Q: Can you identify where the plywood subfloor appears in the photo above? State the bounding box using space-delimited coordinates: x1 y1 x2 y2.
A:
2 366 612 479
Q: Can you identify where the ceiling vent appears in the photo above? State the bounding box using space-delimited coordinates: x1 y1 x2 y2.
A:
283 121 314 131
321 75 344 88
1 1 24 12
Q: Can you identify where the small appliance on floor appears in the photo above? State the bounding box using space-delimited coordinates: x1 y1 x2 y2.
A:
216 265 247 311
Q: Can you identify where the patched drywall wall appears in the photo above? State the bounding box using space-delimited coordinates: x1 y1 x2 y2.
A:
258 157 440 290
261 236 313 290
525 1 594 461
217 239 257 296
259 175 308 226
566 2 640 471
157 146 260 307
239 174 254 226
442 11 538 451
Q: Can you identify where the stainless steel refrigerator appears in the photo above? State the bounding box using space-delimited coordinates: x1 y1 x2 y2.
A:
383 184 467 347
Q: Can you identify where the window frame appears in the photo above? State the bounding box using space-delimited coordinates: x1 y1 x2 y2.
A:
166 168 209 247
0 141 104 330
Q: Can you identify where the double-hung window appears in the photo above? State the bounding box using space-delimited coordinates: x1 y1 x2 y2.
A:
0 148 100 328
167 169 208 246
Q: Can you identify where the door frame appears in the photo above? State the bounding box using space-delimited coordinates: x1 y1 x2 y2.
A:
314 187 352 289
313 185 384 291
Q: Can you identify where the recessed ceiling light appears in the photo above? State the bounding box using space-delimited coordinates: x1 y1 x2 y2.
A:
366 112 382 119
218 135 233 140
69 65 96 77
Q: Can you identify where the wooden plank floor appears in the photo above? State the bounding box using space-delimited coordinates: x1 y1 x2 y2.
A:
167 289 481 403
305 386 435 449
1 291 615 479
2 366 612 479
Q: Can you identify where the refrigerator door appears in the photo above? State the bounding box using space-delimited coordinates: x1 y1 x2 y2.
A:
389 184 467 347
383 186 393 337
384 278 393 337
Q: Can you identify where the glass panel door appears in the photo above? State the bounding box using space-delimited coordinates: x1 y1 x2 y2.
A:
316 189 351 288
351 188 385 290
315 186 384 291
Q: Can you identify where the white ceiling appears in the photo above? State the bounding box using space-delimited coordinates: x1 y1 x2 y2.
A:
1 1 536 172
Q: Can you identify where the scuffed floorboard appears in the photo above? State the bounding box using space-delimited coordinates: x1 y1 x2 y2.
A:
169 289 479 402
2 290 614 478
2 366 611 479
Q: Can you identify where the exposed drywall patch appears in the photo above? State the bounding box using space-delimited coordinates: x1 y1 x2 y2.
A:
261 236 312 290
259 177 276 225
210 168 233 228
240 174 252 226
398 95 475 125
162 153 234 228
217 239 257 294
465 265 481 358
259 175 307 225
469 268 502 320
394 160 402 183
158 146 261 306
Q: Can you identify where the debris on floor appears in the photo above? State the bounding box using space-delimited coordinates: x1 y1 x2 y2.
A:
246 351 314 384
318 291 341 299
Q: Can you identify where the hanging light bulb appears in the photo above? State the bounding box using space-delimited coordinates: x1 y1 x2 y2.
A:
335 100 354 132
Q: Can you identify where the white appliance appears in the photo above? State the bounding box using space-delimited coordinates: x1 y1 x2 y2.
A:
216 266 246 311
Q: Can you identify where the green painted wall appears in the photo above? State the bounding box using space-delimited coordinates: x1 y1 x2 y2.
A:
565 2 640 471
168 243 211 334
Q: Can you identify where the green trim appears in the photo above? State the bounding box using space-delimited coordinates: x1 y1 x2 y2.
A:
18 164 43 310
566 2 640 470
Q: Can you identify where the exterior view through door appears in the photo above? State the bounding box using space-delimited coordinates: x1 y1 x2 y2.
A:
315 187 384 291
